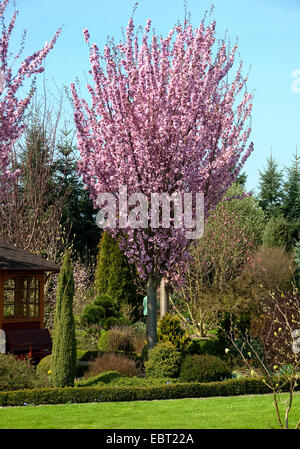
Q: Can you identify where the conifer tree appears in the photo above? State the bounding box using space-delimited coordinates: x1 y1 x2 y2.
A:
95 232 143 319
52 251 77 387
282 150 300 221
94 232 115 295
282 151 300 249
258 152 283 217
262 215 290 249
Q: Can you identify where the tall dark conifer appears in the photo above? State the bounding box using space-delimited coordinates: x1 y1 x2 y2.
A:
52 251 77 387
258 152 283 217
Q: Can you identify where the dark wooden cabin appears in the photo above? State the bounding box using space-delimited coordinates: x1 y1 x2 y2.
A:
0 240 60 362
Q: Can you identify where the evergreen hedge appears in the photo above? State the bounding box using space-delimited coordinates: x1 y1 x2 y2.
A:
0 378 282 407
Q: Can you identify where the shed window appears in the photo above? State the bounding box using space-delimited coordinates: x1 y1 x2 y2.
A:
3 277 40 319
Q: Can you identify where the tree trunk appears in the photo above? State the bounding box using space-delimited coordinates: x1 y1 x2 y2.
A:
160 276 169 318
147 275 158 349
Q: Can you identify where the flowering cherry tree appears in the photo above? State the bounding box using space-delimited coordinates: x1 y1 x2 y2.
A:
71 14 253 348
0 0 61 188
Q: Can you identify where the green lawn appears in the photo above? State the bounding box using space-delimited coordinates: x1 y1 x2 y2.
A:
0 393 299 429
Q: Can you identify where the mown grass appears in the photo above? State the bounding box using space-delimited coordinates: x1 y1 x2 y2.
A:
0 393 299 429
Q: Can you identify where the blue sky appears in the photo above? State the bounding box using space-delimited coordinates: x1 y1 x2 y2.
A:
7 0 300 193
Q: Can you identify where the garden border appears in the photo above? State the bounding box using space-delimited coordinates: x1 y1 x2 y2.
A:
0 378 291 407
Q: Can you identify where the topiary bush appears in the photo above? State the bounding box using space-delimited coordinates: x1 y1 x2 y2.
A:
179 354 232 383
157 314 191 352
36 355 52 377
145 342 182 378
0 354 49 391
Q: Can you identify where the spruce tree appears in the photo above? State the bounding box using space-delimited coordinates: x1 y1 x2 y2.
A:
262 214 290 248
282 151 300 249
52 251 77 387
94 232 143 320
282 150 300 221
258 153 283 217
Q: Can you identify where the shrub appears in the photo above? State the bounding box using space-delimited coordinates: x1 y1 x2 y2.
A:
229 337 266 364
157 314 191 352
186 338 226 358
77 371 126 387
145 342 182 378
36 355 90 380
180 354 232 383
84 353 141 379
141 344 148 361
98 325 146 354
0 354 49 391
36 355 52 377
103 327 134 353
76 350 99 362
76 372 181 388
97 331 110 352
0 378 285 407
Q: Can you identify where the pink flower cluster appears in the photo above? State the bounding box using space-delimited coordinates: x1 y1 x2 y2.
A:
71 15 253 284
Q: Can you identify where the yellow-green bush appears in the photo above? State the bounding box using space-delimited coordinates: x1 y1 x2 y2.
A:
157 314 190 352
145 342 181 378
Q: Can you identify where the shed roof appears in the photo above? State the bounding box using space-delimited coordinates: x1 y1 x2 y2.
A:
0 240 60 272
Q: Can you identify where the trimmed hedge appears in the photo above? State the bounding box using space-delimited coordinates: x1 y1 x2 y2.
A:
180 354 232 383
0 378 283 407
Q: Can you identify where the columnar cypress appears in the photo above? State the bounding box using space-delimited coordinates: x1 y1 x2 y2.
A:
52 251 77 387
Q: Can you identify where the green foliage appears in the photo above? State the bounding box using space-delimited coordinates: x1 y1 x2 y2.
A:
80 294 125 331
54 127 100 259
145 342 182 378
258 154 283 217
157 313 191 352
0 354 49 391
94 232 143 320
97 331 110 352
262 215 290 248
76 350 99 362
36 355 52 377
0 378 284 407
186 338 226 359
229 338 266 363
282 151 300 223
179 354 232 383
141 344 149 362
76 371 181 388
77 371 126 387
36 354 91 380
52 251 77 388
223 183 265 246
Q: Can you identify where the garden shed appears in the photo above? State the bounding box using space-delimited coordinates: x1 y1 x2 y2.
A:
0 240 60 361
